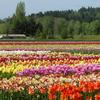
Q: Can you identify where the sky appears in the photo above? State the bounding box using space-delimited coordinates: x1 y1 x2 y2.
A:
0 0 100 19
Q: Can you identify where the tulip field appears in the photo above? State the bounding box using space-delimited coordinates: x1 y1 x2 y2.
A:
0 42 100 100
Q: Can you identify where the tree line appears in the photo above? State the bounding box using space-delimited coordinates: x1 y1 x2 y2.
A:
0 1 100 39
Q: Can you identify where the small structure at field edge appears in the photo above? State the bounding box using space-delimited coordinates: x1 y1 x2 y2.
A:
0 34 26 39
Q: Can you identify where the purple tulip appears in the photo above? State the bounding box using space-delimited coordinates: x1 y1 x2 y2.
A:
17 64 100 76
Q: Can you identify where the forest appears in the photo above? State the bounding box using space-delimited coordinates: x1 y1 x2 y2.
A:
0 1 100 40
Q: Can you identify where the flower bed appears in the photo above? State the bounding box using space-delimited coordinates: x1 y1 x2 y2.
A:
0 42 100 53
0 50 99 100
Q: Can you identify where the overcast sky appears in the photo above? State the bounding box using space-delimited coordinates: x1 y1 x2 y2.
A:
0 0 100 19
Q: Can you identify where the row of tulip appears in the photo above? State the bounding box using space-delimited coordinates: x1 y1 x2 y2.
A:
17 64 100 76
1 43 100 52
0 73 99 91
0 41 100 44
0 52 100 60
0 55 100 65
0 50 50 55
1 48 100 54
0 52 100 63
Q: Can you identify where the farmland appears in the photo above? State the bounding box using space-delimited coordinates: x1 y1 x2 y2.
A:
0 0 100 99
0 41 99 100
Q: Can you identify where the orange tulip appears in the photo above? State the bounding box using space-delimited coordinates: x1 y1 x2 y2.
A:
60 93 66 100
95 93 100 100
39 88 46 94
28 86 34 95
86 97 92 100
48 93 56 100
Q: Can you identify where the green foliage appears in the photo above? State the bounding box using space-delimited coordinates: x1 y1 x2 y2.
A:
0 89 99 100
25 16 37 36
11 2 26 34
39 16 55 39
16 1 25 18
0 3 100 40
0 72 15 79
0 23 7 34
60 20 69 39
0 1 42 37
